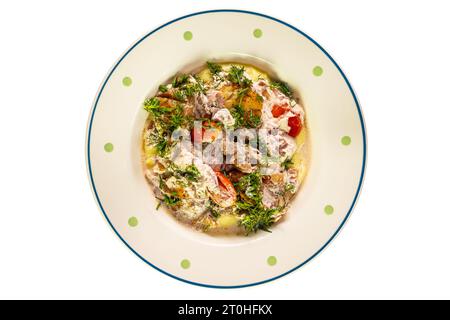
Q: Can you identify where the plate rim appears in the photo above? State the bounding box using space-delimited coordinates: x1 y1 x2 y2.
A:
85 9 367 289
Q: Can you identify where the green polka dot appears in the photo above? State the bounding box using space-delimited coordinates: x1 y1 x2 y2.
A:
253 28 263 38
128 216 138 227
341 136 352 146
180 259 191 269
183 31 193 41
324 205 334 215
122 76 132 87
104 143 114 153
267 256 277 266
313 66 323 77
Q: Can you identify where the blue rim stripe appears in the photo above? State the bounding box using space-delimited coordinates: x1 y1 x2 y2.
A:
86 9 367 289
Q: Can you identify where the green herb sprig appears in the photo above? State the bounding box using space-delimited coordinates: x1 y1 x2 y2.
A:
172 74 189 88
281 157 294 170
163 193 181 207
143 98 170 117
158 84 168 93
247 111 261 128
178 164 201 182
230 104 261 129
271 80 292 98
207 61 222 75
228 65 252 87
234 171 279 234
240 207 278 234
168 163 201 182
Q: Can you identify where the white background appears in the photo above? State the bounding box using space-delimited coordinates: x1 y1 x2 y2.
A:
1 0 449 300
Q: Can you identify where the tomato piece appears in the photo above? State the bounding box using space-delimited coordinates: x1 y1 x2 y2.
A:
210 171 237 208
215 171 237 195
288 116 302 137
271 104 289 118
215 172 236 196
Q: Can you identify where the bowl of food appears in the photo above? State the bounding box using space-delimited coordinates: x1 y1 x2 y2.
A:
86 10 366 288
142 60 309 235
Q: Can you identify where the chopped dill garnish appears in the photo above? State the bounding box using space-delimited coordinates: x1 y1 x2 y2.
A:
241 207 278 234
271 80 292 98
230 104 245 128
144 97 159 110
163 193 181 206
178 164 201 182
237 87 249 106
230 104 261 129
208 202 222 218
163 104 187 132
172 78 204 101
281 157 294 170
207 61 222 75
173 90 186 101
183 81 204 97
172 74 189 88
146 100 193 158
228 65 245 83
158 84 168 93
158 175 165 190
152 133 170 156
285 183 295 193
169 163 201 182
229 87 261 129
247 110 261 128
235 172 262 203
228 65 252 87
234 171 278 234
143 97 171 116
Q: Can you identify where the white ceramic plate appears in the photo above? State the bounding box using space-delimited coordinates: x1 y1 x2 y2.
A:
86 10 367 288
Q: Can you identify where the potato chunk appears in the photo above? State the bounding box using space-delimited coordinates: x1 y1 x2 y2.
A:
241 90 263 113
